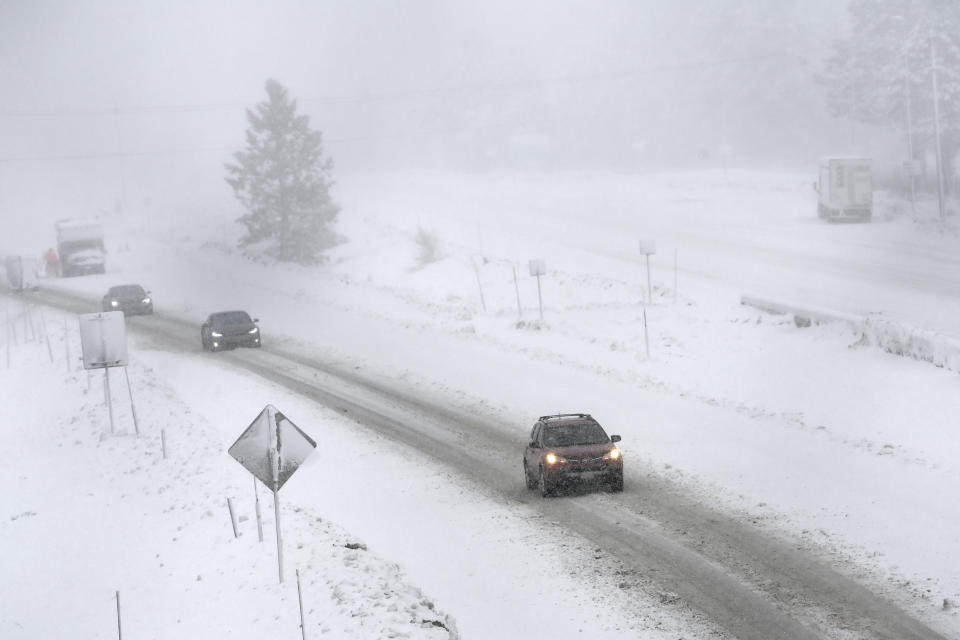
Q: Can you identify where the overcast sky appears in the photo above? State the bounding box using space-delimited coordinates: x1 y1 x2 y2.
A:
0 1 864 229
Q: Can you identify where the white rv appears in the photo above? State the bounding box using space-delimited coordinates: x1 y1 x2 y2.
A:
816 157 872 222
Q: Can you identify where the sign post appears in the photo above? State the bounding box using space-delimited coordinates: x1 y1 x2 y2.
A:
638 240 657 305
229 404 316 584
78 312 128 434
528 259 546 322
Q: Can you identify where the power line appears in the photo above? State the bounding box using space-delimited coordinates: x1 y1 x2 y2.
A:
0 52 801 118
0 123 502 163
0 146 233 163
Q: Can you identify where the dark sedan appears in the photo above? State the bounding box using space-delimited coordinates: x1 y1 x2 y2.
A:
201 310 261 351
102 284 153 315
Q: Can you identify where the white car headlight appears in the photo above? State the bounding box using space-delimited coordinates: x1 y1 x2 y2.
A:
142 297 151 304
248 327 259 334
604 447 621 460
211 330 223 337
110 300 118 307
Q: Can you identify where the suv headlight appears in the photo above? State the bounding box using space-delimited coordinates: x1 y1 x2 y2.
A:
211 330 223 337
142 297 151 304
545 453 558 465
248 327 259 334
604 447 621 460
110 300 118 307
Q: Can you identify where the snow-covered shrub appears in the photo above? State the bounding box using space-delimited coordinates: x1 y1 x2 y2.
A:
414 227 440 267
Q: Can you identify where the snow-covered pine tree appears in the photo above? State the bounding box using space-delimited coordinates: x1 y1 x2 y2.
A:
226 79 339 263
820 0 960 169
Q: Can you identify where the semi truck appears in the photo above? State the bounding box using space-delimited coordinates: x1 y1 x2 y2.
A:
816 157 872 222
55 219 106 276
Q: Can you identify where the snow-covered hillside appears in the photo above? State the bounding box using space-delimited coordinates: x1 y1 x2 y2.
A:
4 169 959 636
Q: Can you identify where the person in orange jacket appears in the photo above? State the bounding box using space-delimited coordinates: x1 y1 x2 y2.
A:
44 247 59 277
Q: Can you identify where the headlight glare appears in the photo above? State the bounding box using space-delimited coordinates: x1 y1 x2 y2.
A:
110 300 118 307
211 330 223 337
142 297 151 304
248 327 259 334
545 453 558 465
605 447 621 460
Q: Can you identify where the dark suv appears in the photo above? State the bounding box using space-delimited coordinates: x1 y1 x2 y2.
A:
523 414 623 496
201 310 261 351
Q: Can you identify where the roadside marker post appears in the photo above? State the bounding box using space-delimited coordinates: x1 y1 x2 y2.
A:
5 310 10 369
254 476 264 543
512 265 522 319
22 302 31 343
643 305 650 360
227 497 239 539
40 308 53 363
123 367 140 436
63 315 71 372
639 239 657 305
228 404 316 584
297 568 307 640
115 590 122 640
529 259 546 322
472 257 486 312
674 248 678 303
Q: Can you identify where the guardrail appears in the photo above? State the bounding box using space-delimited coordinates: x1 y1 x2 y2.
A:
741 294 960 374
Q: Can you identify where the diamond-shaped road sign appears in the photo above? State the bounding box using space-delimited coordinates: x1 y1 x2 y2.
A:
228 404 316 492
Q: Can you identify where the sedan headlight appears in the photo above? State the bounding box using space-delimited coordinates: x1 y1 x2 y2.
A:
142 297 151 304
604 447 621 460
110 300 118 307
248 327 259 334
545 453 558 465
211 330 223 337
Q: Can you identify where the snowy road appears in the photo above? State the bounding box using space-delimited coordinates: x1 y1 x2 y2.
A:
25 285 949 640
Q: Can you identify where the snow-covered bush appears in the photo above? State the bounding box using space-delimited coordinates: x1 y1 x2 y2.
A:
414 227 440 267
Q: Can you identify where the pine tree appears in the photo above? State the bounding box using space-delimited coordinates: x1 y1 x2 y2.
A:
821 1 960 140
226 79 339 263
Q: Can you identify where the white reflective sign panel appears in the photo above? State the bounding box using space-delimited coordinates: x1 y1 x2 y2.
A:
528 259 546 277
78 312 128 369
228 404 316 492
639 239 657 255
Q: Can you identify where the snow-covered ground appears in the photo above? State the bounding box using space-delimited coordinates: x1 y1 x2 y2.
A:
4 169 960 636
0 306 458 639
0 299 727 639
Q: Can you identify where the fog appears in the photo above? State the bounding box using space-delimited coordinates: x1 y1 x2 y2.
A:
1 1 895 240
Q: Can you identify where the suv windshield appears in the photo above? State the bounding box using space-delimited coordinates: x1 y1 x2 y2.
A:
110 285 145 297
543 422 609 447
212 311 252 326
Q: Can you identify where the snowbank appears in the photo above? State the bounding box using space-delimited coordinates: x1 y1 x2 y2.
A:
863 314 960 372
742 293 960 374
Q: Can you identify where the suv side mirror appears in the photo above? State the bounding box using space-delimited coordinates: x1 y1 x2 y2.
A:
253 318 260 323
529 441 540 449
610 435 621 443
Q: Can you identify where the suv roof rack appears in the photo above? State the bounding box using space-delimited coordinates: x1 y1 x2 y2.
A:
539 413 593 422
